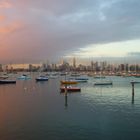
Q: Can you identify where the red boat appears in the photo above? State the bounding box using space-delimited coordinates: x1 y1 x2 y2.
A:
60 86 81 92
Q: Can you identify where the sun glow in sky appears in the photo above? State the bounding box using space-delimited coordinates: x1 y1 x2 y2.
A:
0 0 140 64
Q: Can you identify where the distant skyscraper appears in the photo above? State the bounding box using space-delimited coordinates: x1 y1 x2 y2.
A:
95 61 99 71
91 61 94 70
73 57 76 68
29 64 33 71
61 58 65 65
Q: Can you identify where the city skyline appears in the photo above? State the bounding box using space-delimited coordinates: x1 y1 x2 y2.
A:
0 0 140 63
1 58 140 71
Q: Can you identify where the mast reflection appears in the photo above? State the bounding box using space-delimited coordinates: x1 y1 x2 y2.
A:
64 93 68 108
132 94 134 104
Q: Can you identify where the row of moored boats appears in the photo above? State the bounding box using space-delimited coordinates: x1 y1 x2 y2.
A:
0 74 50 83
1 73 140 93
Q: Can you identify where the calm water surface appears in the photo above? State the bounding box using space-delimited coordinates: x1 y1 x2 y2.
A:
0 73 140 140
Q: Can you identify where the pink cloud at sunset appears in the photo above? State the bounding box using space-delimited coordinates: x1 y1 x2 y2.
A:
0 1 12 8
0 15 6 21
0 0 140 64
0 21 24 34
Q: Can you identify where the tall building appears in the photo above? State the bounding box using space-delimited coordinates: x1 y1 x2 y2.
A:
29 64 33 71
73 57 76 68
91 61 94 71
94 61 99 71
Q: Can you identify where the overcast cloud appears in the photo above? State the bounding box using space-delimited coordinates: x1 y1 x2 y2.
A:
0 0 140 63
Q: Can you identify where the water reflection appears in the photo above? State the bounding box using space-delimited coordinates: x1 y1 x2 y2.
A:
131 83 135 104
0 75 140 140
64 94 68 108
60 92 81 108
132 94 134 104
60 92 68 108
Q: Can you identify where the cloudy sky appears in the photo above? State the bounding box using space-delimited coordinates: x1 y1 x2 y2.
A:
0 0 140 64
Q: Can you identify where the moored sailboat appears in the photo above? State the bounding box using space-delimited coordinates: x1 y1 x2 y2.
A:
60 80 78 85
94 80 113 86
35 75 49 82
60 85 81 92
17 74 31 80
0 79 16 84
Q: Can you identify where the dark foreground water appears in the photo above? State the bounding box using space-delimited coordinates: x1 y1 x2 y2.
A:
0 74 140 140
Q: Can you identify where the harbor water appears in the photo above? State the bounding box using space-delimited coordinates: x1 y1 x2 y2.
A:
0 73 140 140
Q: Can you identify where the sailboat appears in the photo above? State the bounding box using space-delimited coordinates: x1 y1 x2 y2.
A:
35 63 49 82
17 74 31 80
0 74 9 79
60 71 78 85
0 74 16 84
93 63 113 86
60 72 81 92
94 80 113 86
35 75 49 81
0 79 16 84
60 85 81 92
60 80 78 85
